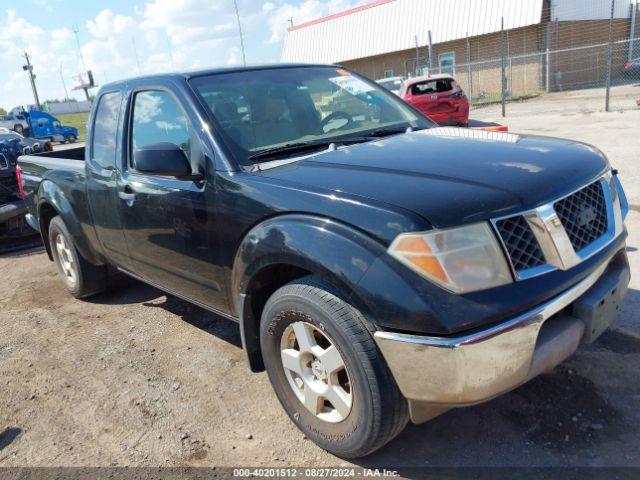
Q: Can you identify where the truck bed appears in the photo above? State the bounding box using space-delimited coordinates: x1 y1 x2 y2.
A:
26 146 85 161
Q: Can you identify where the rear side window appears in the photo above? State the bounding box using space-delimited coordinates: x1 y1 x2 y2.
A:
411 79 453 96
92 92 122 169
130 90 192 165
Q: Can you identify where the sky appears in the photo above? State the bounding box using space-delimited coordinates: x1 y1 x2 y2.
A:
0 0 367 110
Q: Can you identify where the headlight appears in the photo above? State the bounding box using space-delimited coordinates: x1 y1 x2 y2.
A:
388 222 513 293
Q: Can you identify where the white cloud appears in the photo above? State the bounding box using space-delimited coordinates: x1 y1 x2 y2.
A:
86 10 136 39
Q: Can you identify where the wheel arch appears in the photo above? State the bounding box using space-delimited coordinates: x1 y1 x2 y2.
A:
37 181 104 266
231 214 387 372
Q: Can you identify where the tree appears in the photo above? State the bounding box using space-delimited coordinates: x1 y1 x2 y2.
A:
0 107 6 115
44 98 76 104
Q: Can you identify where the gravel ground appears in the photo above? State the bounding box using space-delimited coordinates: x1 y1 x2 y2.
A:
1 93 639 470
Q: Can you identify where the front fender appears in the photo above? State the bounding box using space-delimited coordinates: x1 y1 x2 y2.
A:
231 214 387 312
232 214 391 371
38 179 103 266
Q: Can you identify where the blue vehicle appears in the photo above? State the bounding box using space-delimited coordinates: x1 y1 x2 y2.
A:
12 108 79 143
26 110 78 143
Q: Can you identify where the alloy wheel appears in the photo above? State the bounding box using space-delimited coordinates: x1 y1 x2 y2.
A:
55 234 77 285
280 321 352 423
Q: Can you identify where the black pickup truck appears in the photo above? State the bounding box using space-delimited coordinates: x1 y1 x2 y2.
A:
18 64 630 458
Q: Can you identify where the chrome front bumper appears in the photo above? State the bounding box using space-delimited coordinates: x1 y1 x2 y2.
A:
374 249 629 423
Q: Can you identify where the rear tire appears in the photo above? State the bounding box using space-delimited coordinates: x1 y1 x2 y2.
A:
260 276 408 458
49 216 107 298
14 125 24 135
67 134 77 143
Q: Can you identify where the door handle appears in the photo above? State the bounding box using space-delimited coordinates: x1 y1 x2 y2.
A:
118 192 136 201
118 185 136 203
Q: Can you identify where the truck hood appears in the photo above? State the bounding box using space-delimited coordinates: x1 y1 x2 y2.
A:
260 128 610 228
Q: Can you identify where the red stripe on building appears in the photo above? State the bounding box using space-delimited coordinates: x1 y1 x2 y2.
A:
287 0 395 32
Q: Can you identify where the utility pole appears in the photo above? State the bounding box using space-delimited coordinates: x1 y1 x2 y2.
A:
233 0 247 66
59 63 69 101
288 17 294 28
22 52 41 110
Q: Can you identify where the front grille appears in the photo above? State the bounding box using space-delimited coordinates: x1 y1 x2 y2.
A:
0 155 7 169
554 181 608 252
496 215 546 271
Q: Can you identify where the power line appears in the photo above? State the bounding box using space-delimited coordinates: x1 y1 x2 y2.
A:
233 0 247 66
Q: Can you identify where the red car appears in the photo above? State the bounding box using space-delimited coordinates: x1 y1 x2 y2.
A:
399 74 469 127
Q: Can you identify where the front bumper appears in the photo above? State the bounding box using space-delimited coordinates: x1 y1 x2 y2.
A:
374 248 629 423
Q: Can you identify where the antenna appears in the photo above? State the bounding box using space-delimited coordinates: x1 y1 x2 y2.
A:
72 24 88 72
166 36 175 68
233 0 247 66
132 36 142 73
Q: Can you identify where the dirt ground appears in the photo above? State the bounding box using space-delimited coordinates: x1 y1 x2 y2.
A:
2 92 640 470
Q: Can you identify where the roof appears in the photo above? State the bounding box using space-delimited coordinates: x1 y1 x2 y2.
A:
282 0 545 64
405 74 455 84
288 0 394 32
98 63 330 90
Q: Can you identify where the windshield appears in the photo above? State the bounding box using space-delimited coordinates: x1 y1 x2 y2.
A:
378 78 403 94
190 67 432 164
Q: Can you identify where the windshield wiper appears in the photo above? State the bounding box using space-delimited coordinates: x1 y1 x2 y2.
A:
366 126 419 138
248 141 337 161
338 126 420 144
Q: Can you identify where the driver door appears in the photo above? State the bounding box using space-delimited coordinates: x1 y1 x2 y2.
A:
118 87 226 311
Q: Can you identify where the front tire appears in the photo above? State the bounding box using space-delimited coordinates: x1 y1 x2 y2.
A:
260 277 408 458
49 216 107 298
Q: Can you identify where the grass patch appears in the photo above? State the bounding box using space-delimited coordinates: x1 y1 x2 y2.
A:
56 112 90 141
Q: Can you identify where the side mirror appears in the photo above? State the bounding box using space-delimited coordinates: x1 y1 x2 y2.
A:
133 142 196 179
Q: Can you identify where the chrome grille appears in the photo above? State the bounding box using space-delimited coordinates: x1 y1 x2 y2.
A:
553 181 608 252
495 215 546 271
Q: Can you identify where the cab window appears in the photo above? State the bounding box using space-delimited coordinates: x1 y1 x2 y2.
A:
91 92 122 169
130 90 196 170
